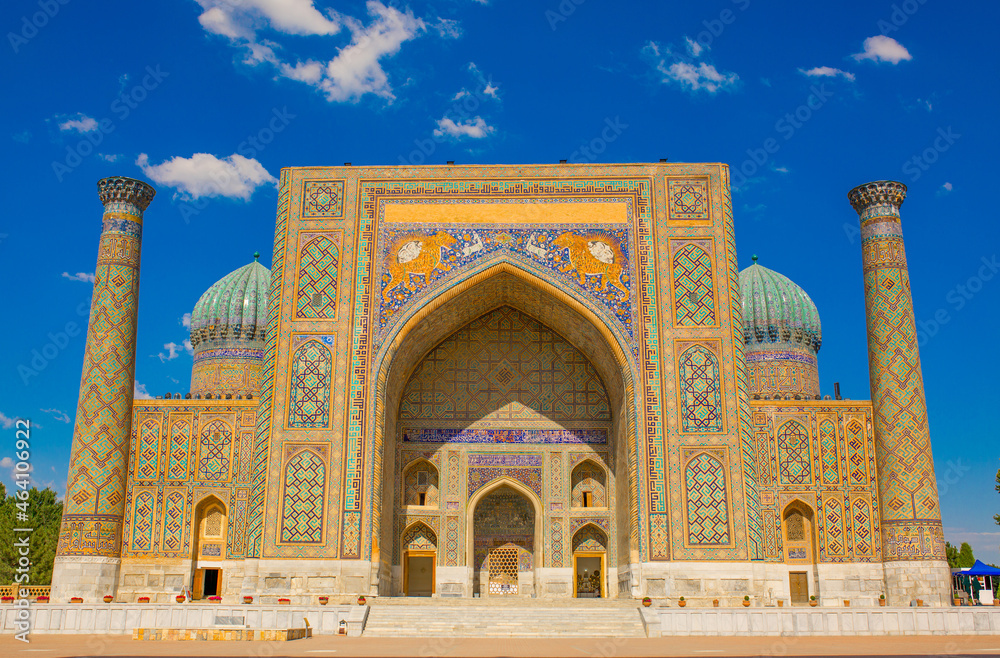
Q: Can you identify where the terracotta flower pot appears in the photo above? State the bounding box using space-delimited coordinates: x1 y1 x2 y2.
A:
809 600 818 607
70 597 84 604
712 600 719 608
357 596 366 606
318 597 329 606
777 600 784 608
243 596 253 604
175 595 186 603
641 599 651 607
843 600 850 607
36 596 49 603
879 599 886 606
742 600 750 607
678 600 687 607
993 599 999 607
103 595 114 603
1 597 14 604
137 597 150 603
208 596 222 604
278 598 291 605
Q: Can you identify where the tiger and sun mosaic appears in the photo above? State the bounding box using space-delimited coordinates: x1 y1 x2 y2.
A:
51 169 951 607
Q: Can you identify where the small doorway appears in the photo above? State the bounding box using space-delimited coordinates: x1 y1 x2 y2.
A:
574 554 604 598
404 552 435 597
193 568 222 600
789 571 809 605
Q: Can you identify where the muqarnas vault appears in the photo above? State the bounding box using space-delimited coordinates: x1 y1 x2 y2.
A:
51 165 951 606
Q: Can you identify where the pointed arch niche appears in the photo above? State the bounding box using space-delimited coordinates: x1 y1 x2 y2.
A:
371 264 637 597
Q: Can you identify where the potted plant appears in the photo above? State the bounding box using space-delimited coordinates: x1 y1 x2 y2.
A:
357 595 367 606
678 596 687 608
70 597 83 604
278 598 291 605
641 596 652 608
208 596 222 604
712 599 719 608
916 599 925 607
1 595 14 604
777 600 784 608
953 594 963 606
103 595 114 603
809 595 817 607
994 598 999 607
137 596 150 603
175 594 186 603
36 595 49 603
843 599 850 607
742 595 750 608
318 596 329 606
243 595 253 604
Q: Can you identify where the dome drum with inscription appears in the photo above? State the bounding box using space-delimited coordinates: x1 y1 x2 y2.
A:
189 253 270 398
739 255 822 399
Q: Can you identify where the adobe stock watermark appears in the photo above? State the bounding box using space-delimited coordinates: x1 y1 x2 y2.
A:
876 0 930 35
7 0 71 54
901 127 960 182
936 459 971 498
568 117 628 163
731 84 835 190
397 87 495 166
915 255 998 347
179 106 295 224
51 65 169 182
18 300 90 386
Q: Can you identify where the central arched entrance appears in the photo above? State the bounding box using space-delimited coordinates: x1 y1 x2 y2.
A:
373 265 638 598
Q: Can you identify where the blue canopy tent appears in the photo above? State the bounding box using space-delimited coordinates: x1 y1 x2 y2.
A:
964 560 1000 577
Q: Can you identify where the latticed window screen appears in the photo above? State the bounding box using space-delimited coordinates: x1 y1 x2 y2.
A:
205 508 223 537
488 547 519 595
786 511 805 541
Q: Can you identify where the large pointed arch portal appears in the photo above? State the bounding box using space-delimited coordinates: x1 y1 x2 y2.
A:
369 262 638 597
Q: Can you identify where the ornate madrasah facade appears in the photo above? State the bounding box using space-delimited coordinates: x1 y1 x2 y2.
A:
51 164 953 606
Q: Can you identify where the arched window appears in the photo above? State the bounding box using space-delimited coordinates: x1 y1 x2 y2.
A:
196 498 227 559
678 345 723 432
288 340 333 428
782 502 815 563
571 460 607 509
403 460 439 507
685 452 730 545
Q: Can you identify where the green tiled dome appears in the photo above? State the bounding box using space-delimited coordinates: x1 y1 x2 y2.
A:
739 256 822 353
190 254 270 350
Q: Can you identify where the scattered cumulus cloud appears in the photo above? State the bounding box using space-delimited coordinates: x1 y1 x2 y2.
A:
643 40 738 94
853 35 912 64
937 182 954 197
40 408 71 424
134 382 153 400
155 341 193 362
684 37 704 57
136 152 277 201
181 312 192 330
11 130 31 143
943 182 953 191
58 114 99 133
433 116 494 139
0 412 17 430
62 272 95 283
799 66 855 81
99 153 121 162
195 0 445 103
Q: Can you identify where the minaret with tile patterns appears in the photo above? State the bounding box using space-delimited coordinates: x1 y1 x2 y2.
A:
51 177 155 601
848 180 951 605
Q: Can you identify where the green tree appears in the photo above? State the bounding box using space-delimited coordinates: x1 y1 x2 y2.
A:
0 485 63 586
946 541 961 568
958 542 976 568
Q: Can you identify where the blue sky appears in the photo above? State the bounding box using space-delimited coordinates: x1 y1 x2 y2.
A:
2 0 997 562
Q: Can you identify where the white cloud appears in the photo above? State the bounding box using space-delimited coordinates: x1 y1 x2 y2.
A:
853 35 912 64
433 116 494 139
772 165 789 173
452 90 470 101
156 342 184 363
483 81 499 99
136 152 277 201
61 271 95 283
644 41 738 94
40 408 71 424
685 36 704 57
799 66 856 81
184 339 194 356
196 0 437 103
98 153 121 162
0 456 32 478
58 114 98 133
134 382 153 400
0 412 17 430
943 182 953 192
181 312 192 330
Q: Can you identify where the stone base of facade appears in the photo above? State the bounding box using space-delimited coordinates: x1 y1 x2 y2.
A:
638 561 889 607
50 557 121 602
883 560 952 607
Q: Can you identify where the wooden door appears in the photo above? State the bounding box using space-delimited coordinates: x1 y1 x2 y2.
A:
789 572 809 604
405 554 435 597
192 568 205 600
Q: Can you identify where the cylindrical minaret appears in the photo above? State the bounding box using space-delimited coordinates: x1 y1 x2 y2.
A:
848 180 950 606
51 177 155 601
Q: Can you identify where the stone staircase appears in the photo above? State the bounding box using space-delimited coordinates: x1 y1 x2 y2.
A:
362 598 646 637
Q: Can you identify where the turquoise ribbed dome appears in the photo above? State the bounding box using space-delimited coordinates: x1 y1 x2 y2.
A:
739 256 821 353
190 256 270 350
